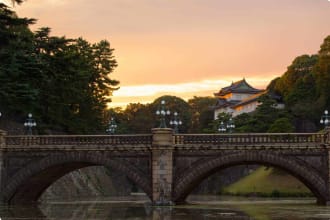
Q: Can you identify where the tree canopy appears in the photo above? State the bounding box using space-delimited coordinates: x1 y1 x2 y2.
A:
0 3 119 134
267 35 330 131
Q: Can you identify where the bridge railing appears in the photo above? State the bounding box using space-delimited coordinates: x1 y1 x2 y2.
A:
4 134 153 147
173 133 325 146
2 132 327 148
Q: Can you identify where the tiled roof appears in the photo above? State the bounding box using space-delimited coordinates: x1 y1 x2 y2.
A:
232 91 266 108
214 78 264 96
213 98 240 110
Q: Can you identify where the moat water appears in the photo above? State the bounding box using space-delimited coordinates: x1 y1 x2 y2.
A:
1 195 330 219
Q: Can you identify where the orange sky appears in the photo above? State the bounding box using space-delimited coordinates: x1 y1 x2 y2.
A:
7 0 330 108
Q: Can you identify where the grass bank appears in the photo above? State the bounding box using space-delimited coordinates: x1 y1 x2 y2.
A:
221 166 313 197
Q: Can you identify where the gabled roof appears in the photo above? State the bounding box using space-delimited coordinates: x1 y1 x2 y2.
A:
232 91 266 108
213 98 240 110
214 91 266 110
214 78 264 96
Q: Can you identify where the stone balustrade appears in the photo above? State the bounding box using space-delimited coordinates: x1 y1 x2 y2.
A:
0 132 327 150
173 133 325 149
3 134 153 150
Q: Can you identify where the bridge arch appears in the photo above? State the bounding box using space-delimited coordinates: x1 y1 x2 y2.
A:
173 151 327 204
1 152 151 204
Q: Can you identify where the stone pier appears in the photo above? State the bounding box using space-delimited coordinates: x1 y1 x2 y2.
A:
151 128 174 205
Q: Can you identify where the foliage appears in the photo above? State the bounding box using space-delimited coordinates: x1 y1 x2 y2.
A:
0 4 119 134
233 94 293 133
267 36 330 130
108 95 192 134
209 112 232 133
0 3 37 114
314 36 330 113
188 96 217 133
270 55 318 98
121 103 155 133
153 95 192 133
268 118 294 133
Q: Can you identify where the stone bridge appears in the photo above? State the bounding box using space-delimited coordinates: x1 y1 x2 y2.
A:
0 128 329 205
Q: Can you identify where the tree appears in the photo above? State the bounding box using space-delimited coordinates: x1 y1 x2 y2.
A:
8 0 24 6
0 4 119 134
264 52 324 131
33 33 119 133
285 73 317 120
188 96 217 133
233 94 291 133
153 95 192 133
108 95 193 134
0 3 35 47
0 3 38 115
121 103 155 133
209 112 233 133
271 55 318 98
314 36 330 113
268 117 294 133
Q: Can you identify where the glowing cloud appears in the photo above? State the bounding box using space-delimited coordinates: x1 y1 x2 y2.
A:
109 76 276 108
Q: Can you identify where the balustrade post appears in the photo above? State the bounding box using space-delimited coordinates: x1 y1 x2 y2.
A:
322 129 330 205
0 130 6 148
325 145 330 205
325 127 330 144
151 128 174 205
0 130 7 203
324 127 330 205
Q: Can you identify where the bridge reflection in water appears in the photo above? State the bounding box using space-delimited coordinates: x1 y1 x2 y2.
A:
0 199 272 220
0 129 329 205
0 197 328 220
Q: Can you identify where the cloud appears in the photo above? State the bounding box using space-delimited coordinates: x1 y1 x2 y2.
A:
109 76 276 108
113 76 275 98
113 80 225 97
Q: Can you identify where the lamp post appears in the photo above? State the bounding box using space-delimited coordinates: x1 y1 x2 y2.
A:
170 112 182 133
24 113 36 135
106 117 117 135
320 110 329 129
218 121 227 133
156 100 170 128
226 117 235 133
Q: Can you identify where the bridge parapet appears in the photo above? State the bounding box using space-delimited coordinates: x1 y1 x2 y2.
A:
174 133 325 149
2 134 152 150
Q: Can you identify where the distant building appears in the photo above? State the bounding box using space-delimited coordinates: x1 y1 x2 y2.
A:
213 79 265 119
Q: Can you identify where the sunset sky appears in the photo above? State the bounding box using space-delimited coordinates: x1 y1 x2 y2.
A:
5 0 330 108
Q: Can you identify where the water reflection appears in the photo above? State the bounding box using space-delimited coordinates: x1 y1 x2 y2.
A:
0 204 45 219
1 196 330 220
0 202 251 220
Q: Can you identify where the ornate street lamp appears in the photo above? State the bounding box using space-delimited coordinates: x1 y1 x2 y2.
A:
24 113 37 135
320 110 329 128
106 117 117 135
156 100 170 128
226 117 235 133
170 112 182 133
218 121 227 133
